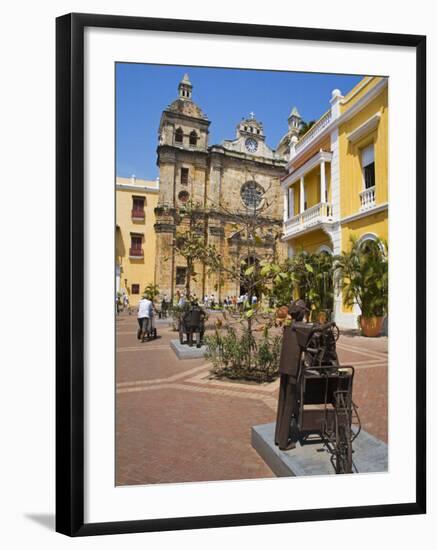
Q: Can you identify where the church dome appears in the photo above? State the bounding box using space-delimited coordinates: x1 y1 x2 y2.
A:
165 73 208 120
167 98 207 120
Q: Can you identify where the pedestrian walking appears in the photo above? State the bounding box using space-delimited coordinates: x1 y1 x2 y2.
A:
123 293 130 314
137 294 153 342
161 296 168 318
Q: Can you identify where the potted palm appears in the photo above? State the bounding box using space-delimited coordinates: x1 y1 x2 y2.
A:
287 249 334 323
308 251 334 323
335 236 388 337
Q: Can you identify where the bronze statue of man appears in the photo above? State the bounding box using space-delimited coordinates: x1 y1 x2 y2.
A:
274 299 308 450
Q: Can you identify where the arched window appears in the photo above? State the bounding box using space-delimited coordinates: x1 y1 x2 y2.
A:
189 130 198 146
316 245 333 255
240 181 264 210
358 233 385 253
175 128 183 143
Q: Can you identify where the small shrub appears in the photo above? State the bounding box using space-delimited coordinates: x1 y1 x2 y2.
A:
205 326 281 383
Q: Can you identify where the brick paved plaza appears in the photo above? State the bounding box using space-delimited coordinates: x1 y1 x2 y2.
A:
116 312 388 486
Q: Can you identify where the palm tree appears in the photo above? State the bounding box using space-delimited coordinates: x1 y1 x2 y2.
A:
288 249 334 319
298 120 316 137
334 236 388 319
143 282 160 301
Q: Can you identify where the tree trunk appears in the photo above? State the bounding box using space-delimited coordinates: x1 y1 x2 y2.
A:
186 259 191 298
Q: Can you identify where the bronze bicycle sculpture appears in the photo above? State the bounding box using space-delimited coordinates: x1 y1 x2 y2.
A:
275 300 361 474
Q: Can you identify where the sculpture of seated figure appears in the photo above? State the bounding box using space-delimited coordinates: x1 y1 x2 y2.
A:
179 301 206 348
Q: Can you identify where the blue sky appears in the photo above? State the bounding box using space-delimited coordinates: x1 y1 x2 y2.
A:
116 64 363 181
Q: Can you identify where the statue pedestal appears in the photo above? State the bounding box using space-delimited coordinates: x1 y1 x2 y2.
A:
170 339 207 360
251 422 388 477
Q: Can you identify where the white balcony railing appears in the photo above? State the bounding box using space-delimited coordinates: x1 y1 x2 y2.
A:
294 111 332 155
359 186 376 211
284 202 333 238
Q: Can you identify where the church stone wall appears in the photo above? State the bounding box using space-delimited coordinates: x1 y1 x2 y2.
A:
154 75 289 303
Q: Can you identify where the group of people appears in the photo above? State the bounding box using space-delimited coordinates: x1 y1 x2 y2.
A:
203 294 216 308
236 293 258 309
175 292 216 309
173 292 259 310
127 288 263 343
115 291 130 315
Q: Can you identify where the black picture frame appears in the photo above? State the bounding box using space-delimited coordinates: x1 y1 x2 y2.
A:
56 12 426 537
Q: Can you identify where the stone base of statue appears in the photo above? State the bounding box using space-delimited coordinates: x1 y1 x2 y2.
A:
170 339 207 360
251 422 388 477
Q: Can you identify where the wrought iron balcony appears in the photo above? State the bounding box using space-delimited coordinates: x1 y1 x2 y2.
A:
284 202 333 239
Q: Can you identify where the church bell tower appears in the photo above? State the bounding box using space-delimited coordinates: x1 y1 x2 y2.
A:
154 74 211 299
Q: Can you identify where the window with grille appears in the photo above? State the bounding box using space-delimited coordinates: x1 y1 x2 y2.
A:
181 167 189 185
132 196 145 218
130 235 143 257
131 284 140 294
131 235 142 250
240 181 264 209
176 267 187 286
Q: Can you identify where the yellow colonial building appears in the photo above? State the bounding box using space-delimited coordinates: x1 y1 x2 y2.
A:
281 76 388 327
115 176 159 306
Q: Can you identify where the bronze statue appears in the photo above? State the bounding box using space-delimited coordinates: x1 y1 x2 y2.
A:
179 301 206 348
274 299 308 450
274 299 361 474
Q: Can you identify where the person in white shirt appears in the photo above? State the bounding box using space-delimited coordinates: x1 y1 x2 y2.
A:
137 294 153 342
178 293 186 307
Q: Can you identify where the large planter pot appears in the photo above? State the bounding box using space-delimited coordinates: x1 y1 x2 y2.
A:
360 316 384 337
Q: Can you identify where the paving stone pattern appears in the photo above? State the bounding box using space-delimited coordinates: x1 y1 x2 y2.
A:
116 312 388 486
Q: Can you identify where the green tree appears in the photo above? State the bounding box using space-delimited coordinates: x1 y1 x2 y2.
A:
172 199 220 297
203 176 287 375
298 119 316 137
143 282 160 301
268 249 334 320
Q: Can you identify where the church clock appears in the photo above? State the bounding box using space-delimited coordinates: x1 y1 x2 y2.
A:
245 137 258 152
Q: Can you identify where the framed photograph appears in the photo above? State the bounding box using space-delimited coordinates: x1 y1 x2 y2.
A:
56 13 426 536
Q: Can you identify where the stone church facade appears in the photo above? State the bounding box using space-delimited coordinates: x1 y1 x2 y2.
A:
154 74 300 301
